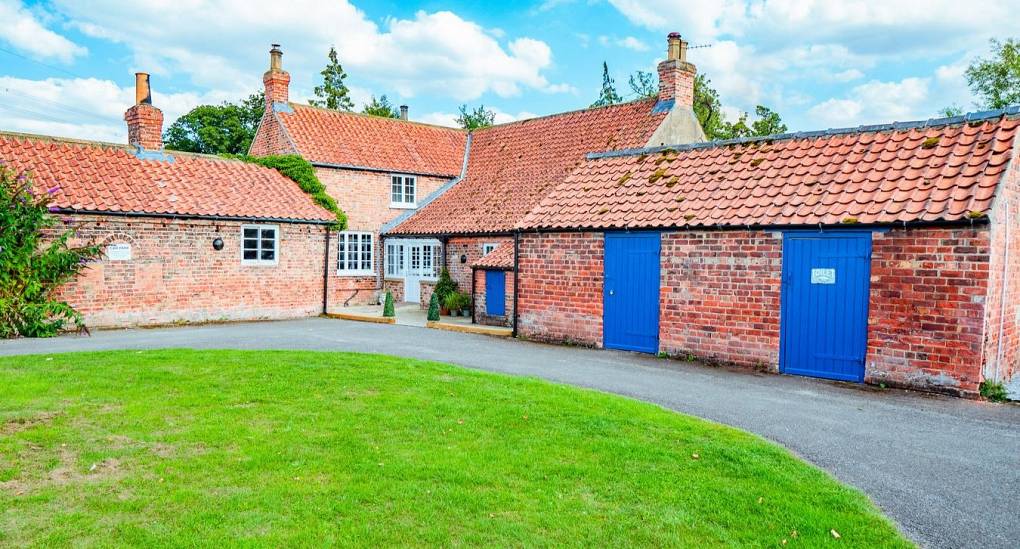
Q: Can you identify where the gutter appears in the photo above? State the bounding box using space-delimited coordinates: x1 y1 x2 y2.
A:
515 217 991 235
56 208 334 226
309 161 460 180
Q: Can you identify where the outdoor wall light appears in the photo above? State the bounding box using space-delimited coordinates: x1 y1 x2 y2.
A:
212 237 224 251
460 254 467 263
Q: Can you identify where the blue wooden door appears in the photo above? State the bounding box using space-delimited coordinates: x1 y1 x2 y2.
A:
604 232 661 353
485 270 505 316
780 232 872 382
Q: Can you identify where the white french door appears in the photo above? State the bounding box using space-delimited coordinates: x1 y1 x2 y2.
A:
386 239 441 303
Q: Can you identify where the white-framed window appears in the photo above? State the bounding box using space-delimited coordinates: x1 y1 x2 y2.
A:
338 231 374 275
384 239 442 278
390 175 417 208
241 224 278 265
483 243 499 255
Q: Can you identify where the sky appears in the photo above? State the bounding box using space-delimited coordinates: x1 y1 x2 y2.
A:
0 0 1015 144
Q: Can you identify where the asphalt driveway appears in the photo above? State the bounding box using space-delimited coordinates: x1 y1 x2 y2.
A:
1 317 1017 548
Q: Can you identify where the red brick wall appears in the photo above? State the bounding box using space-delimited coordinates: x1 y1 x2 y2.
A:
518 227 996 395
983 145 1020 389
60 215 330 328
866 228 990 395
472 269 515 327
517 232 603 345
445 236 513 290
249 110 297 157
660 231 783 367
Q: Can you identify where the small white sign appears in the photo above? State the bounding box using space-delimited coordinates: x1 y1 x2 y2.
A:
106 243 132 261
811 268 836 285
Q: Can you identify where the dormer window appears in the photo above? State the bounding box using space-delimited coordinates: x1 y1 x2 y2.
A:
391 175 416 208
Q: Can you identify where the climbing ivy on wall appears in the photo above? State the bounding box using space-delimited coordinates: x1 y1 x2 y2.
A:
226 154 348 230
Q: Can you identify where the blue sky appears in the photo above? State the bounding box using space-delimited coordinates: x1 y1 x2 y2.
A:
0 0 1014 144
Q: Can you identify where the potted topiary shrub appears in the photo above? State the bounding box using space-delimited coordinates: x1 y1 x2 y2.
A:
382 290 395 318
427 292 440 322
434 268 457 315
447 291 472 317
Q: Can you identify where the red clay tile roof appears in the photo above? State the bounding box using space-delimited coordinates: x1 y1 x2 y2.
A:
518 114 1020 230
472 243 514 269
275 103 467 177
0 132 335 222
389 98 668 235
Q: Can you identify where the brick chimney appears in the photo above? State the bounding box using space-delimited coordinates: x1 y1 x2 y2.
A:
399 105 408 121
124 72 163 150
657 32 696 108
263 44 290 109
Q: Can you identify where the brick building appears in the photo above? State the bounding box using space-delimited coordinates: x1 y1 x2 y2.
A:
1 74 339 327
514 109 1020 397
4 32 1018 396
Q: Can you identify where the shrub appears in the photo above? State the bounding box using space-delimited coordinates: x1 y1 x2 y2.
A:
433 267 458 304
382 291 395 317
444 291 472 313
427 292 440 321
979 380 1008 402
0 166 101 338
226 154 347 230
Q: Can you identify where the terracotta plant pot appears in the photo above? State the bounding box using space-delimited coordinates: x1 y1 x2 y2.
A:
440 306 450 316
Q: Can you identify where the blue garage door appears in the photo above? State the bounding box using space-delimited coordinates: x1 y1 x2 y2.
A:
485 270 505 316
780 232 872 382
604 232 660 353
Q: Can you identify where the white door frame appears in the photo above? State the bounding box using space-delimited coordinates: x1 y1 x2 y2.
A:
386 238 441 303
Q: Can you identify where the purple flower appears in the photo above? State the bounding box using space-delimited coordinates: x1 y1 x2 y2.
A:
62 216 74 224
47 186 60 195
48 206 60 213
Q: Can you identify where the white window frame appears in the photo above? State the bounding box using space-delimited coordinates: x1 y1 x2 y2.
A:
241 224 279 266
337 231 375 276
390 174 417 209
482 243 499 255
384 239 441 279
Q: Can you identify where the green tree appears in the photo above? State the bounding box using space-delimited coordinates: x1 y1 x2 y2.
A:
163 91 264 154
362 95 400 118
693 76 787 140
628 70 657 99
0 167 101 338
456 104 496 130
591 61 623 107
964 38 1020 109
940 105 965 117
310 47 354 111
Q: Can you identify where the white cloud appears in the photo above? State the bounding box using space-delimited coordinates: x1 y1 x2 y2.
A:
50 1 566 101
832 69 864 82
598 35 650 52
0 76 232 143
0 0 86 63
807 77 930 128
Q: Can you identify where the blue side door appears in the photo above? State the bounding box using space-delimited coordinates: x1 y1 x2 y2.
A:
485 270 505 316
780 232 872 382
604 232 661 353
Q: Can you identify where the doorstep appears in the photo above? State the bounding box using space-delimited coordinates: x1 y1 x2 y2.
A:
426 321 513 337
326 312 395 324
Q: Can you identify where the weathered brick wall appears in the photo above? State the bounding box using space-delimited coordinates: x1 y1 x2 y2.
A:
659 231 783 367
472 269 515 327
867 227 990 395
249 110 297 157
317 167 449 232
983 143 1020 388
59 215 329 328
517 232 603 345
445 236 513 290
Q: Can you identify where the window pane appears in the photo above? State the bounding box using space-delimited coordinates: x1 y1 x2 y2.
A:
391 176 402 203
262 239 275 250
404 178 415 203
244 228 257 238
243 249 257 260
398 245 405 272
244 239 259 250
261 228 275 240
261 249 275 261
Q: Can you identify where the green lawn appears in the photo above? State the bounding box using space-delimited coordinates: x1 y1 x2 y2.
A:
0 350 910 547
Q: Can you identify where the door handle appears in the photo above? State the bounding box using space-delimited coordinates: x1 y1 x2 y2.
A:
609 290 615 296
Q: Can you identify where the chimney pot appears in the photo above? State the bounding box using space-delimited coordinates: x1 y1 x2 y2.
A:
399 105 408 121
269 44 283 72
134 72 151 105
667 33 686 62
